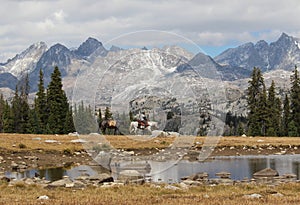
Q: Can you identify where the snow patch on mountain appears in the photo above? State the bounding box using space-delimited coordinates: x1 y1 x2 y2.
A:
0 42 47 79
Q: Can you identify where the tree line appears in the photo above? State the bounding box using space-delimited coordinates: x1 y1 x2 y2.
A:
0 66 75 134
1 65 300 136
226 66 300 137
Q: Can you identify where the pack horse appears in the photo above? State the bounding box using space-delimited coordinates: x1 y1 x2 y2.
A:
101 120 122 135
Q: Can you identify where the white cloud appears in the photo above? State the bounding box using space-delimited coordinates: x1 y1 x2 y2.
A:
1 0 300 60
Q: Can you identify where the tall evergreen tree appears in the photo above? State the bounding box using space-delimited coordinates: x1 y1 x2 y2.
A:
282 94 290 136
46 66 69 134
73 101 97 134
11 85 22 133
64 106 75 133
247 67 267 136
290 65 300 136
2 100 13 133
19 74 30 133
34 69 47 133
266 80 281 136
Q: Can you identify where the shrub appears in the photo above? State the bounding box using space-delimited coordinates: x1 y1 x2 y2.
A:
18 143 27 149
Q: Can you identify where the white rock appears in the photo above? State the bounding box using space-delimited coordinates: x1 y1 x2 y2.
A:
45 140 59 143
37 195 49 200
71 139 87 143
244 193 262 199
203 194 210 198
257 139 264 142
165 185 180 190
272 193 284 197
68 132 79 136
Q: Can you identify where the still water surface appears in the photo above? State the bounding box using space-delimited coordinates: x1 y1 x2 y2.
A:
6 154 300 183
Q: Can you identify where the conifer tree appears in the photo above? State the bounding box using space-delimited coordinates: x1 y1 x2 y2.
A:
34 69 47 133
282 94 290 136
247 67 267 136
19 74 30 133
2 100 13 133
73 101 97 134
266 80 281 136
11 85 21 133
46 66 69 134
28 108 41 134
64 106 75 133
290 65 300 136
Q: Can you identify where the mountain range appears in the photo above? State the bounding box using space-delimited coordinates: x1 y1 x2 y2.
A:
1 33 299 91
1 32 299 135
0 33 298 106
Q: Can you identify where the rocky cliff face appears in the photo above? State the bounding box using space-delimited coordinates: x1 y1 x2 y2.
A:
215 33 300 72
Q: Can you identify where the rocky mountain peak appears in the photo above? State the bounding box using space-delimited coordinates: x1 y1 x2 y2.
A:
255 40 268 50
215 33 300 72
74 37 105 58
0 41 47 78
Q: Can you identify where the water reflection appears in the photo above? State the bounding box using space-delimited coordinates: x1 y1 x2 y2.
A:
5 154 300 183
6 165 100 182
148 155 300 183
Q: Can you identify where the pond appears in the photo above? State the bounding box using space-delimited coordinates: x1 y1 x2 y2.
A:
5 154 300 183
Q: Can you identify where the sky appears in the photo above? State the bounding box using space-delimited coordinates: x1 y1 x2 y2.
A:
1 0 300 62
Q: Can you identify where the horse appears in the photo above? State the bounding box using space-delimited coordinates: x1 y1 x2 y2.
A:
129 121 158 134
100 120 122 135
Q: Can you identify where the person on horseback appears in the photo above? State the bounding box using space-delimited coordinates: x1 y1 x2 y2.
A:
138 112 148 128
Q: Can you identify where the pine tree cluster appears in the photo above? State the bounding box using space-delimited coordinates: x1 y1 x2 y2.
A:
245 66 300 137
0 66 75 134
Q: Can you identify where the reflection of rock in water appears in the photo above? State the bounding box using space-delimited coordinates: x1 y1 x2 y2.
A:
121 162 151 175
110 160 152 183
111 161 151 176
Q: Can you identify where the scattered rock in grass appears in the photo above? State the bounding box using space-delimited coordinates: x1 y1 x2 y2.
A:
45 140 59 143
203 194 210 198
257 139 264 142
165 185 180 190
37 195 49 200
71 139 87 143
271 192 284 197
243 193 262 199
68 132 79 136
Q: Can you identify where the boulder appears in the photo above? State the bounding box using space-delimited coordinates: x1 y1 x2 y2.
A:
48 176 73 187
253 168 279 178
118 170 144 184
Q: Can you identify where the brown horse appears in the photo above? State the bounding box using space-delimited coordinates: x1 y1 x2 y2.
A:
100 120 122 135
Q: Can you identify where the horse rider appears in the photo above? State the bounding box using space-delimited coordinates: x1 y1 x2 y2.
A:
138 112 148 128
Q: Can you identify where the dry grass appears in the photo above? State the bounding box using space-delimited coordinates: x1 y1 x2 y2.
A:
0 183 299 205
0 133 83 152
215 136 300 147
1 134 300 204
1 134 300 152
